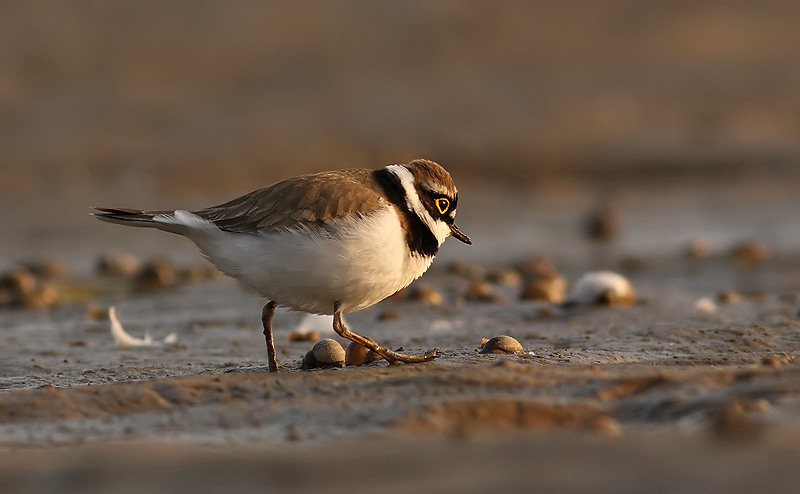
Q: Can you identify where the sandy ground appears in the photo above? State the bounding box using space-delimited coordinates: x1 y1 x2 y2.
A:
3 240 800 491
3 2 800 491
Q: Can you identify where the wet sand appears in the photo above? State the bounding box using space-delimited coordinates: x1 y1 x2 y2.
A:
3 242 800 491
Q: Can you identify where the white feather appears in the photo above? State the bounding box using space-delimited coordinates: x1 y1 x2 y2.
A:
109 306 177 348
154 210 215 230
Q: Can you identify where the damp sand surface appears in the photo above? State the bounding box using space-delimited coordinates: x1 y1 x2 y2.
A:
3 238 800 491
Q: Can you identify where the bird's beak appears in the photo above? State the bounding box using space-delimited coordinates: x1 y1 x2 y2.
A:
449 223 472 244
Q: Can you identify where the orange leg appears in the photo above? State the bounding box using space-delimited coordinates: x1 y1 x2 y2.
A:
262 301 278 372
332 301 439 365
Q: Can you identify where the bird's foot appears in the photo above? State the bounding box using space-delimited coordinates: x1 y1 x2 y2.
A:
379 346 440 365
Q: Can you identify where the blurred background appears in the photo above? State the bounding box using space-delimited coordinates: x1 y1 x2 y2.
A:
1 1 799 269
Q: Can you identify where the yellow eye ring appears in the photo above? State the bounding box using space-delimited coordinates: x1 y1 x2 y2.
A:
436 198 450 214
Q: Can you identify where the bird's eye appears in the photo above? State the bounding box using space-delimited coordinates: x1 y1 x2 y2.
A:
435 198 450 214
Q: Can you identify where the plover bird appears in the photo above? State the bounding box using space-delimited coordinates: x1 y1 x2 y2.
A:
93 159 470 371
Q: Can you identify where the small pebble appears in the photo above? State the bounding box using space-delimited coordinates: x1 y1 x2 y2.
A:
485 268 522 287
446 262 486 280
587 416 622 437
21 259 67 280
406 284 443 307
1 268 37 295
378 309 402 321
288 331 320 342
685 238 713 260
97 252 142 277
345 341 382 366
133 257 176 291
466 280 501 303
515 257 560 279
729 241 769 264
301 351 319 370
693 297 718 314
565 271 635 306
761 356 784 367
534 306 557 319
520 275 567 303
584 201 619 243
752 398 771 413
0 268 59 309
711 400 763 441
479 335 524 354
717 290 743 304
21 284 59 309
304 338 345 369
86 302 109 320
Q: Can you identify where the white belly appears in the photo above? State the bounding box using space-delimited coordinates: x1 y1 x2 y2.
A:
188 206 434 314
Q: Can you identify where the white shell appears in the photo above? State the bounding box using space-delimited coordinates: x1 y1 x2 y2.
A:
693 297 718 314
566 271 635 306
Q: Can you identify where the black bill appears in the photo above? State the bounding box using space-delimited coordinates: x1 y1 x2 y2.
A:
449 223 472 244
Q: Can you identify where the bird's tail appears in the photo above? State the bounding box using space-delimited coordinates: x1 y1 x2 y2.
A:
91 207 215 236
91 207 170 227
91 206 195 236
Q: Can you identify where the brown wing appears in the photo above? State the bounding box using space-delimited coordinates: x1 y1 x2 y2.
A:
193 168 388 233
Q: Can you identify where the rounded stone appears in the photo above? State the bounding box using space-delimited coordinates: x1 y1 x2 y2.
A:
311 338 345 367
584 202 619 243
0 268 59 309
486 268 522 287
480 335 524 354
729 241 769 264
407 284 444 307
133 257 176 291
288 330 321 342
685 238 713 260
96 251 142 277
466 280 500 303
345 341 382 366
301 350 318 370
520 275 567 303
